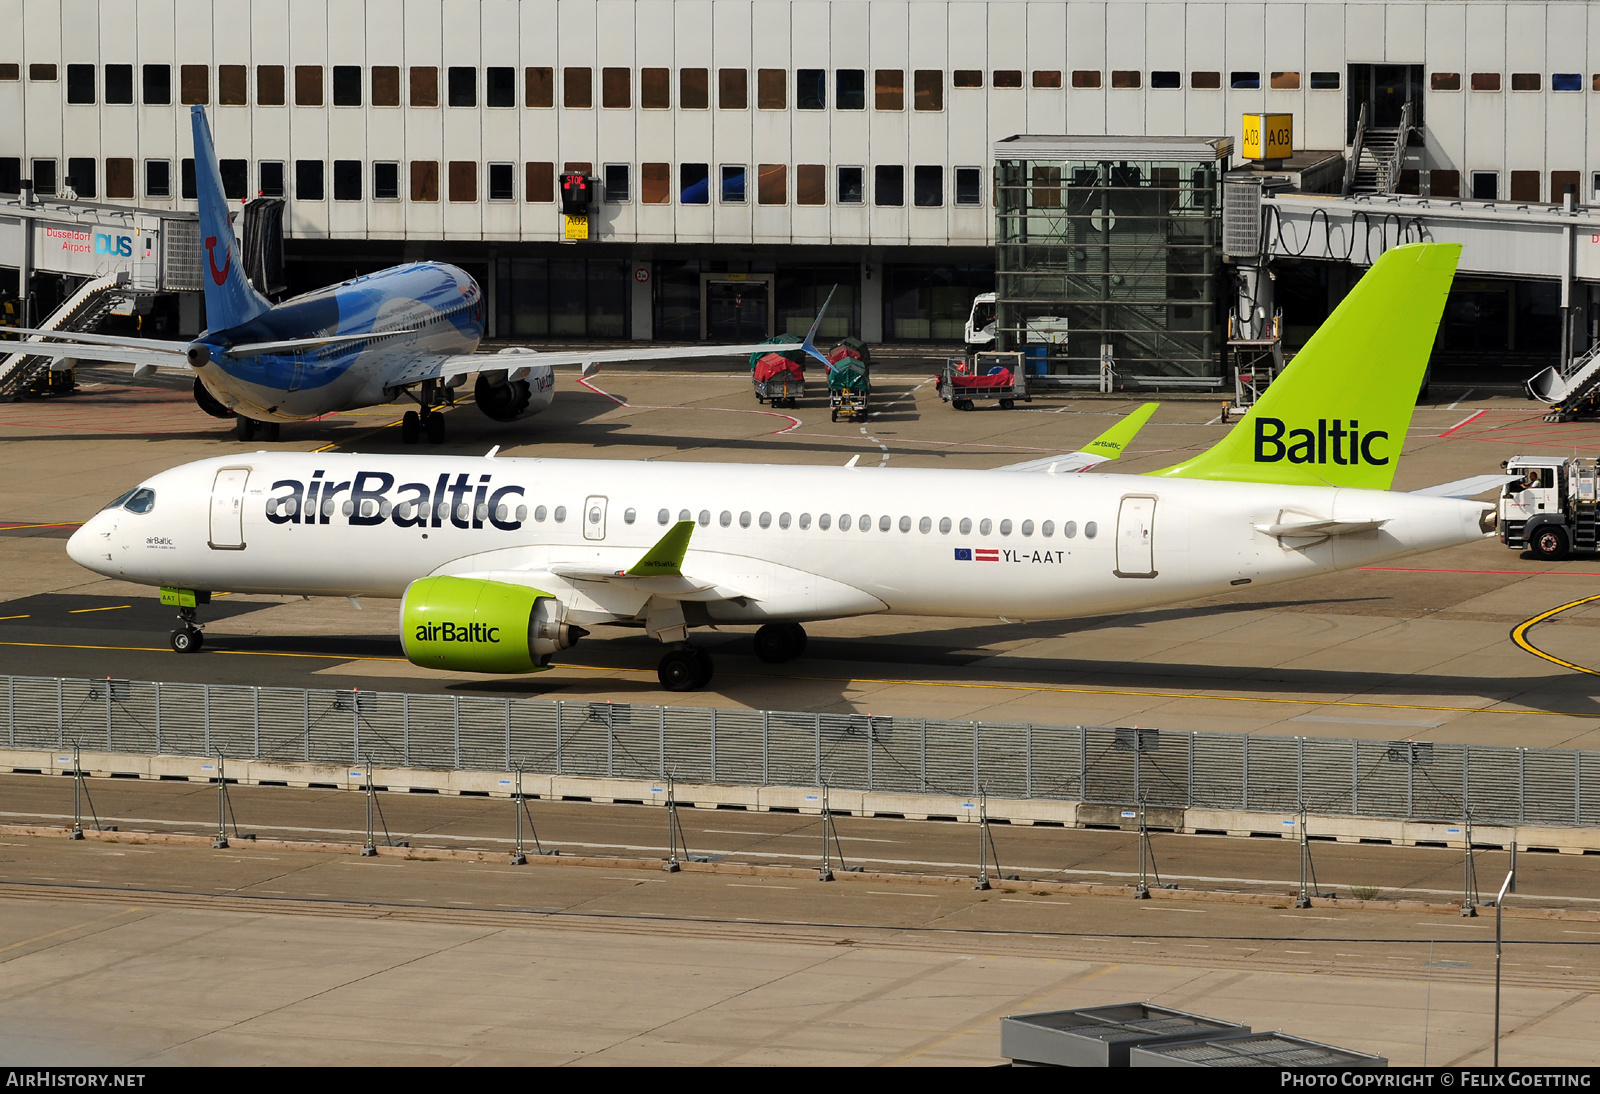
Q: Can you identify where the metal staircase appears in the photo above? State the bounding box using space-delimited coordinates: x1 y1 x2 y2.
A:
1527 341 1600 422
1343 101 1414 196
0 272 128 400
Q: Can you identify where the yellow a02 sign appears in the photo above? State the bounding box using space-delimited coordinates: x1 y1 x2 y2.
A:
1241 113 1293 160
563 214 590 240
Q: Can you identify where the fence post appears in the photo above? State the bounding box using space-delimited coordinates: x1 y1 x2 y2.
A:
402 693 410 765
658 705 665 778
1186 732 1195 806
972 721 980 797
505 698 512 771
1352 739 1359 815
866 718 873 792
761 710 770 785
1240 734 1249 810
452 695 460 768
203 683 211 756
606 706 615 776
56 677 63 747
709 708 717 783
1407 742 1415 816
1577 752 1583 827
814 713 822 786
303 690 310 762
1025 724 1033 799
920 719 927 793
1518 748 1526 825
154 681 161 754
1133 737 1141 803
1079 725 1087 801
252 687 260 759
104 679 113 751
353 690 361 763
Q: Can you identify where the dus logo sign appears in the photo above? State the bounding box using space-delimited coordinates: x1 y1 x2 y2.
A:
1254 417 1390 466
94 232 133 257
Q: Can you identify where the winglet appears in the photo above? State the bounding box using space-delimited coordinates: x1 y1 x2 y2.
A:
625 520 694 577
799 285 839 372
1081 402 1159 463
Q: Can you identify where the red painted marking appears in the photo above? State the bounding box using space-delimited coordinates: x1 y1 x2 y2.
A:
1438 409 1487 438
1360 566 1600 576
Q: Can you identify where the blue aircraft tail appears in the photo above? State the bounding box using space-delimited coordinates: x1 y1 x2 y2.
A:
190 106 273 330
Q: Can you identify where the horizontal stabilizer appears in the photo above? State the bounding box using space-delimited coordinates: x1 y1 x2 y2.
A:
224 328 420 358
0 339 190 371
995 402 1160 473
1 327 190 353
1411 474 1517 499
1255 516 1387 538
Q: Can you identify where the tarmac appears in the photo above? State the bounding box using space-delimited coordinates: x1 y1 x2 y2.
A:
1 356 1599 1065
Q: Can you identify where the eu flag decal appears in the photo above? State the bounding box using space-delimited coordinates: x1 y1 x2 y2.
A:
954 548 972 561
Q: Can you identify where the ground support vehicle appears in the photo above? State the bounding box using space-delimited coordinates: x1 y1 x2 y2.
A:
753 354 805 408
1499 455 1599 559
828 357 870 422
937 351 1029 411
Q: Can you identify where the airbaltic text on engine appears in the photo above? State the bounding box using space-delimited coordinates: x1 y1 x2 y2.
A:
265 471 526 529
414 621 502 643
1253 418 1390 467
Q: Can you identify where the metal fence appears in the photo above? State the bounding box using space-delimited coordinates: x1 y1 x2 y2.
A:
2 674 1596 828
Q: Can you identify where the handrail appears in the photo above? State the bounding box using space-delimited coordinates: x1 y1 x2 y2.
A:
1380 100 1415 194
1342 102 1368 196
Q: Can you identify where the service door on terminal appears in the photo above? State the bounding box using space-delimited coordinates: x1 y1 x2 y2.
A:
701 276 775 341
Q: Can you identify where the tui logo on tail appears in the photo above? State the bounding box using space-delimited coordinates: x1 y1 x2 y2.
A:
204 236 231 286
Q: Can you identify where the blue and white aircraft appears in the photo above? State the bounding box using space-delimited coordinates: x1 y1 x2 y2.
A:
3 106 816 444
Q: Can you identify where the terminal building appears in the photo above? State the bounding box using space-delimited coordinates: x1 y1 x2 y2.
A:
3 0 1600 386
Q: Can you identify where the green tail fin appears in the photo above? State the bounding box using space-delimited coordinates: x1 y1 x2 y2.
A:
626 520 694 576
1083 402 1159 462
1151 241 1460 490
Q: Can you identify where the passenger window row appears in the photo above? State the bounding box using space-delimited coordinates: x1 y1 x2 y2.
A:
652 507 1098 539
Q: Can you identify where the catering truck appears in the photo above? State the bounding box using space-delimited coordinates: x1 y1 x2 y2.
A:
1498 455 1599 559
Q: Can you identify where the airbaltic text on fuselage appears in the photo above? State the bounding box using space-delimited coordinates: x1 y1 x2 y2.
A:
265 471 526 531
1254 417 1390 466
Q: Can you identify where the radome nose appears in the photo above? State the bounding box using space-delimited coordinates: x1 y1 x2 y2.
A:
67 515 110 571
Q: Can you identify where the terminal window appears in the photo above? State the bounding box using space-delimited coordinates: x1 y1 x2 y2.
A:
333 160 362 201
1429 170 1460 198
219 159 248 200
257 65 285 106
1112 70 1141 89
104 64 132 104
914 70 943 110
144 159 169 199
180 159 195 199
720 165 746 203
294 66 322 106
31 159 56 196
1509 171 1539 202
1471 73 1501 92
65 158 94 197
29 64 56 81
991 70 1022 88
1431 72 1461 92
602 163 629 203
332 66 362 106
1150 71 1180 89
1230 71 1260 89
1033 70 1062 88
835 69 865 109
874 165 904 206
1551 73 1582 92
758 163 786 204
679 68 709 109
410 67 439 107
640 162 669 204
218 65 246 105
564 67 592 108
411 161 439 202
602 68 630 108
796 68 825 109
180 64 208 104
296 160 324 201
1594 172 1600 203
640 68 670 108
1510 73 1540 92
258 161 283 198
0 64 16 81
448 162 476 202
719 69 747 109
65 64 94 103
490 163 516 202
954 167 981 205
1269 71 1299 90
448 67 477 107
837 165 864 203
758 69 785 109
913 165 942 206
1470 172 1497 200
1191 71 1221 89
1309 71 1340 89
1551 171 1580 202
0 158 16 194
373 162 399 201
486 67 514 107
1070 71 1099 89
371 65 400 104
526 162 554 203
104 158 134 199
953 70 983 88
796 165 825 205
875 69 904 110
525 67 553 108
680 163 710 204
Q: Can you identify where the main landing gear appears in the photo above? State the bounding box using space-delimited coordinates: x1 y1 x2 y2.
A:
234 416 280 442
400 408 447 445
170 606 205 654
653 624 808 693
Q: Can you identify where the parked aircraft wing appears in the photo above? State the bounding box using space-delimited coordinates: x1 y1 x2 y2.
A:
0 336 190 373
1411 474 1517 499
992 402 1160 473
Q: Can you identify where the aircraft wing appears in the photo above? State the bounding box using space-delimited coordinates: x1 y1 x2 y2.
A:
991 402 1160 473
384 340 828 391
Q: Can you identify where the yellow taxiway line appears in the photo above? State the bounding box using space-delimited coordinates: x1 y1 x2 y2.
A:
1510 594 1600 678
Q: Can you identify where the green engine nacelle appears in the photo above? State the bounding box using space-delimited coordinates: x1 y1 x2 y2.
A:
399 576 585 674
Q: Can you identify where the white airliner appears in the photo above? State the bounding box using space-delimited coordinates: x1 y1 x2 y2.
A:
67 243 1498 691
3 106 823 443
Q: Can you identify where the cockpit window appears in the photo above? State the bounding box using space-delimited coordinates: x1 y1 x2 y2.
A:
103 488 138 511
122 488 156 514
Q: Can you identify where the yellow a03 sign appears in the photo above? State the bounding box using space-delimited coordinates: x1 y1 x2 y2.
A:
1241 113 1293 160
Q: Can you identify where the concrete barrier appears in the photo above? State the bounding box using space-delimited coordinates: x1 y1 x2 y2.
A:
1 747 1594 853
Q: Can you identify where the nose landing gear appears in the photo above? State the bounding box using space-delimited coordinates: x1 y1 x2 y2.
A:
170 607 205 653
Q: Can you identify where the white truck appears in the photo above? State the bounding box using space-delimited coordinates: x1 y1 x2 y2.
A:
964 293 997 357
1498 455 1599 559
